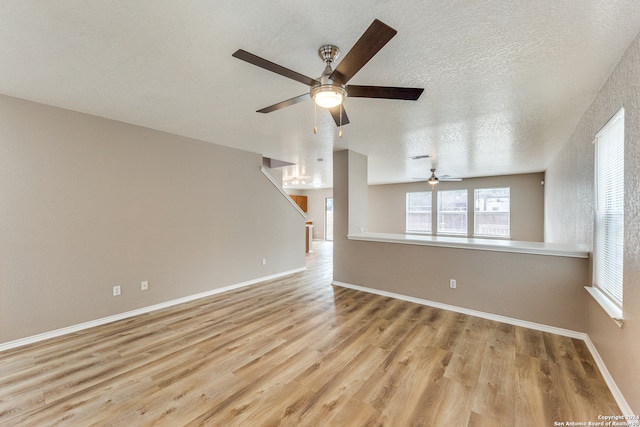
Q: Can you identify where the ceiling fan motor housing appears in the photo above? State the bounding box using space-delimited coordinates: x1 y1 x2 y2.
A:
318 44 340 64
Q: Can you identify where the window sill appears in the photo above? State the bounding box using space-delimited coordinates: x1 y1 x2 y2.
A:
406 232 512 240
473 234 512 240
584 286 624 328
436 232 468 238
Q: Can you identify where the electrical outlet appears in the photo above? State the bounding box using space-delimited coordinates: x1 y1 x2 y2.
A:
113 285 121 296
262 258 267 266
449 279 457 289
141 281 149 291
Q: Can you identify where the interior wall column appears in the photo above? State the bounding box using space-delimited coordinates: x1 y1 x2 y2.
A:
333 149 368 281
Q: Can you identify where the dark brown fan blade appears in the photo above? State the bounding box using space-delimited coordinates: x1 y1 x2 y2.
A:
328 106 350 126
233 49 319 87
329 19 397 84
347 85 424 100
257 93 311 113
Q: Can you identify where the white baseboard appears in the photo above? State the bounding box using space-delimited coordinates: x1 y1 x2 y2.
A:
332 280 585 339
583 335 634 415
2 272 630 416
0 267 305 353
332 280 631 415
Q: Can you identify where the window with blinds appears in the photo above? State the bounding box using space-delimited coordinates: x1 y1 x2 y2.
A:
406 191 432 233
593 107 624 309
474 187 510 237
437 189 468 235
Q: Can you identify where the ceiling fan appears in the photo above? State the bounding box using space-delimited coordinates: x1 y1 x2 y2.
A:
232 19 424 131
414 168 463 185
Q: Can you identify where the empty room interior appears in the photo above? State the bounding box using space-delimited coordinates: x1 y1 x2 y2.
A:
1 2 640 426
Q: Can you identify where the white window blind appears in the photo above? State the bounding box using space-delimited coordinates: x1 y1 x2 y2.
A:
474 187 510 237
406 191 432 233
594 108 624 308
437 189 467 235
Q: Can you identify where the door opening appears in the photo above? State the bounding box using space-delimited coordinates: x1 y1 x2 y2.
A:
325 197 334 241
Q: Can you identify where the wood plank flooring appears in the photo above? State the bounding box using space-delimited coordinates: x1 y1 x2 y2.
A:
0 241 620 426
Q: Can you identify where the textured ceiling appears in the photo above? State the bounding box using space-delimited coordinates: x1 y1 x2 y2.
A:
1 1 639 189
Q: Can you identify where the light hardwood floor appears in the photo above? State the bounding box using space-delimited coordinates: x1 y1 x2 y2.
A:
0 241 620 426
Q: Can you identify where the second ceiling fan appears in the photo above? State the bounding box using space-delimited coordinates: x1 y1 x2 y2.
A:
413 168 463 185
232 19 424 130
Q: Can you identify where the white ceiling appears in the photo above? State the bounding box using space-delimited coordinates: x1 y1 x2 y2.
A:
1 1 639 189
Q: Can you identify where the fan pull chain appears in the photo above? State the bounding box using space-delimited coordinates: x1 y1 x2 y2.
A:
313 102 318 134
338 103 343 138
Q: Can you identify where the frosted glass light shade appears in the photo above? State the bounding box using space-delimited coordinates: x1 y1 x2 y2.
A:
311 84 346 108
314 90 343 108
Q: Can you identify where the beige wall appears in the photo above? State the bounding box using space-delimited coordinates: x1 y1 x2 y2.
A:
333 150 368 276
0 95 305 343
302 188 333 240
545 31 640 411
285 188 331 239
368 173 545 241
289 171 545 242
333 149 588 332
348 151 368 235
336 240 588 331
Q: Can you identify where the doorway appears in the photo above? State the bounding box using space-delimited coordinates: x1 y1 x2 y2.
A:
325 197 334 241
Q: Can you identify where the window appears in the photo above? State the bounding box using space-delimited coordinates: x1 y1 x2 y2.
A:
593 108 624 310
406 191 432 233
437 189 467 234
474 188 510 237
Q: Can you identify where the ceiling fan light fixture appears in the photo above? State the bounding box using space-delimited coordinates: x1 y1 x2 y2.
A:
428 168 439 185
311 84 346 109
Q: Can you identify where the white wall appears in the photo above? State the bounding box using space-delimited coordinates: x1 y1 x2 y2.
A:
545 32 640 412
0 95 305 343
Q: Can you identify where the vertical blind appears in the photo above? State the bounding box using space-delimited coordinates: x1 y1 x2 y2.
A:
594 108 624 307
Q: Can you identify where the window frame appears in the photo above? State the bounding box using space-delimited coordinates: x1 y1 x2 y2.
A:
473 187 511 238
405 191 432 234
591 107 625 323
437 189 468 235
